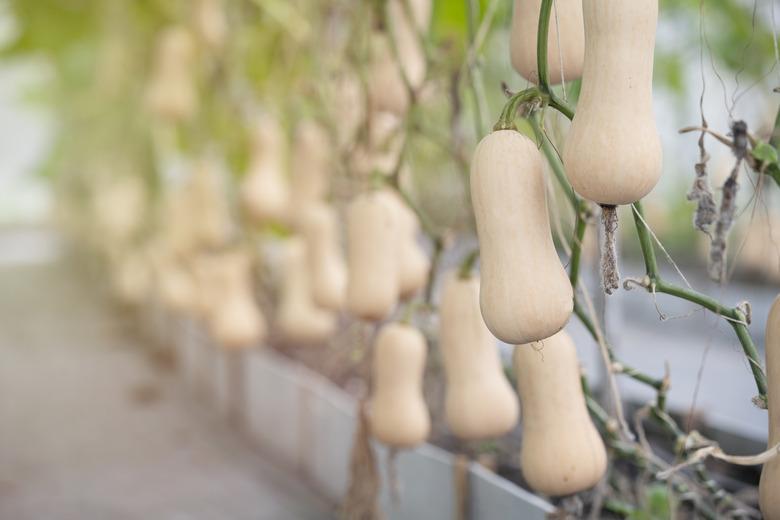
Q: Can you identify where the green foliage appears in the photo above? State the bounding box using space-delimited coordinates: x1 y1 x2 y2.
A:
629 484 674 520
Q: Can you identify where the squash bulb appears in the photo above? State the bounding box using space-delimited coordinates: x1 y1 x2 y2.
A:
387 0 426 91
194 0 226 51
440 272 519 440
146 27 197 122
760 296 780 520
209 252 266 349
159 262 198 313
470 129 572 344
367 32 409 116
241 115 290 224
289 120 331 227
300 203 347 311
346 192 400 321
514 330 607 496
562 0 662 205
510 0 584 85
370 322 430 447
187 159 233 249
277 238 337 344
112 250 151 305
379 190 430 299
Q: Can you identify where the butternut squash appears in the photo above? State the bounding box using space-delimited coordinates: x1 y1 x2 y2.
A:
290 120 331 225
331 71 365 150
241 115 290 224
146 27 196 121
189 159 233 248
194 0 226 51
387 0 426 91
760 296 780 519
350 111 405 177
562 0 662 206
346 192 399 321
439 272 519 440
112 250 151 305
470 130 572 344
510 0 584 85
300 203 347 311
206 251 267 349
93 175 146 246
370 322 430 447
367 32 409 116
277 238 337 344
514 330 607 496
378 190 430 299
156 254 198 312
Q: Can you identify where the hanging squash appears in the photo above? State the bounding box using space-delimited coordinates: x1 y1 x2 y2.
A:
300 203 347 311
562 0 661 206
439 272 519 440
277 238 337 344
470 129 572 344
514 330 607 496
346 192 400 321
760 296 780 519
241 115 290 224
370 322 431 447
510 0 584 85
145 26 197 122
206 251 267 349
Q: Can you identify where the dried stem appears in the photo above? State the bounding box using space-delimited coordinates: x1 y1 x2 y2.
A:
600 205 620 295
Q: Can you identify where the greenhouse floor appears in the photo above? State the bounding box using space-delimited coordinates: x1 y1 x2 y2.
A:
0 230 332 520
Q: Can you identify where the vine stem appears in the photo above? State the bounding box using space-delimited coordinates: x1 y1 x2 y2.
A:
631 201 768 405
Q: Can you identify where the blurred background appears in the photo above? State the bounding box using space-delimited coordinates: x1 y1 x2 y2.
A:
0 0 779 518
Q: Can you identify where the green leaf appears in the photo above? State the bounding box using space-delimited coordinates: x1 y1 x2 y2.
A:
752 141 779 166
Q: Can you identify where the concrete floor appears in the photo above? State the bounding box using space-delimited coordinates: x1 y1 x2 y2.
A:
0 240 332 519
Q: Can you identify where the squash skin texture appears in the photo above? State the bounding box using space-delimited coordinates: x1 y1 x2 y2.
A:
514 330 607 496
300 203 347 311
370 323 431 447
761 296 780 519
346 192 400 321
563 0 662 206
440 273 519 440
510 0 584 85
470 130 573 344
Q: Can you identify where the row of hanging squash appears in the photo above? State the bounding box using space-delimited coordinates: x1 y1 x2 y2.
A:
92 0 780 513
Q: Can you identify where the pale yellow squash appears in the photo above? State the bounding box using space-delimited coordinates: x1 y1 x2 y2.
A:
387 0 426 91
367 33 409 116
300 203 347 311
206 251 267 349
760 296 780 519
439 272 519 440
563 0 662 205
277 238 337 344
470 129 572 344
188 159 233 249
346 192 399 321
241 115 290 224
370 322 431 447
514 330 607 496
194 0 226 51
289 120 331 227
146 27 197 121
378 190 430 299
510 0 584 85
